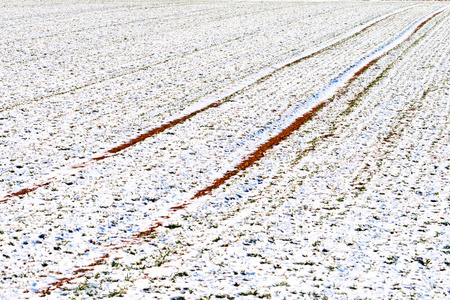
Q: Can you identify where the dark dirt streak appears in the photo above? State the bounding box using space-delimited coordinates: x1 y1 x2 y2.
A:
36 224 164 295
39 253 110 295
39 274 86 296
134 222 163 238
73 268 94 275
86 253 110 267
171 203 190 212
94 100 224 159
38 220 163 295
0 179 55 204
37 222 164 294
192 101 327 199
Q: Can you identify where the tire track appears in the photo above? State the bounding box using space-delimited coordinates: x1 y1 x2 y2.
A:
0 6 416 204
35 6 448 295
190 5 448 199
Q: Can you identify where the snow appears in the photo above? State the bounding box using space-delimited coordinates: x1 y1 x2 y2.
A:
0 1 449 299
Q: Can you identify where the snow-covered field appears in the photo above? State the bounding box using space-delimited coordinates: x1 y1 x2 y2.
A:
1 0 449 298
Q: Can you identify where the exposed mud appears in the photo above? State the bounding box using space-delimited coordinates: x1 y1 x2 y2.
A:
192 102 328 199
134 222 163 238
38 253 110 295
37 221 165 295
0 179 55 204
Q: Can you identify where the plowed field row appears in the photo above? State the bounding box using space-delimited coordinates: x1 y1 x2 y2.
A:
0 1 449 298
1 2 371 105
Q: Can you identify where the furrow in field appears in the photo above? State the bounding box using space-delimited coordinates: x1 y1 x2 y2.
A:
329 16 450 201
0 3 162 30
0 4 420 201
0 3 222 43
0 1 185 23
346 58 448 197
16 6 447 294
0 2 312 105
0 1 201 29
0 3 280 60
0 2 377 109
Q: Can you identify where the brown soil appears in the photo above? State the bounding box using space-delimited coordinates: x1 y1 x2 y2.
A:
0 179 54 204
94 101 224 159
192 102 327 199
38 253 111 295
134 222 163 238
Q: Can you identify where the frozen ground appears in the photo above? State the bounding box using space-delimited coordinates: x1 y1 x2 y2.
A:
0 1 449 299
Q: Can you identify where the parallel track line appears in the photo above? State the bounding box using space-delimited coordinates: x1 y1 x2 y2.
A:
36 6 447 294
0 5 415 203
190 6 447 199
